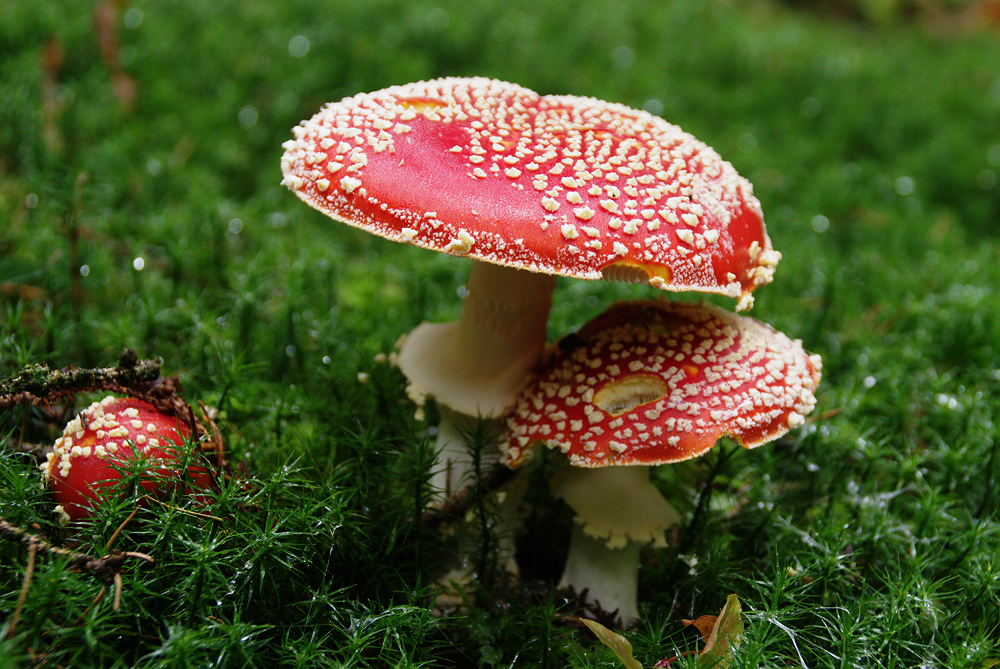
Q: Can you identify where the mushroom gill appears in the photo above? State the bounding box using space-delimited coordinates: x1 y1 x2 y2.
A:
593 374 670 416
601 261 653 285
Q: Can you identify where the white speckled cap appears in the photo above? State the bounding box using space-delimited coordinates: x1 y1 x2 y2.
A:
502 299 822 468
281 78 780 307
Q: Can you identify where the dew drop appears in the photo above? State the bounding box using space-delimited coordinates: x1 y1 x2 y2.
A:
289 36 310 57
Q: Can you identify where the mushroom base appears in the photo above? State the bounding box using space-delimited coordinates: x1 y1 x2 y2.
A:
429 411 527 579
428 408 504 501
559 524 643 628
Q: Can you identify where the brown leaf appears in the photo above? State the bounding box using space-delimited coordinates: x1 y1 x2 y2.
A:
698 594 744 668
586 595 746 669
682 614 719 643
655 595 746 669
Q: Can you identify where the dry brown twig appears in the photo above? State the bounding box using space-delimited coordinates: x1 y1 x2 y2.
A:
1 516 153 639
3 348 229 481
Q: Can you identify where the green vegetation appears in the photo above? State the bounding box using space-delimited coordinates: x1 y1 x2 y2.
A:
2 0 999 666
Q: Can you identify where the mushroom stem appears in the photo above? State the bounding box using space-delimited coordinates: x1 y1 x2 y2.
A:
428 414 528 577
430 408 504 501
560 524 643 628
399 261 557 418
399 261 556 502
551 465 679 628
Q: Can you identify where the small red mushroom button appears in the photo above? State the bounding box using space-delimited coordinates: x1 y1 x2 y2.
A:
41 396 213 524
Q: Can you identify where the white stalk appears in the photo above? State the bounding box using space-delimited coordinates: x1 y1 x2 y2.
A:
429 408 502 501
399 261 556 505
560 524 643 628
428 410 528 579
397 261 557 419
551 465 680 628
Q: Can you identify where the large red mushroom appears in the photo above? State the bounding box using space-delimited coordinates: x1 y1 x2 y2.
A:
502 299 822 627
280 77 780 504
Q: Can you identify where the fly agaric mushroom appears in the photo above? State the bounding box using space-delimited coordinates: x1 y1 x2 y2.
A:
41 396 213 524
280 77 780 502
502 299 821 627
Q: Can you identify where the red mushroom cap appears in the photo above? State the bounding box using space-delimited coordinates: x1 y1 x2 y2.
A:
41 396 213 522
281 77 778 305
502 300 822 468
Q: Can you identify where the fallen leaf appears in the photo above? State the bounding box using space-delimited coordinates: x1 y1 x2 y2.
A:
584 595 745 669
654 595 746 668
698 594 744 668
682 614 719 642
582 618 644 669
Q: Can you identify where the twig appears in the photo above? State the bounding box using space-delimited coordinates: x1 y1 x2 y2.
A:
71 506 148 624
140 495 224 522
653 650 699 668
106 506 142 553
112 573 124 610
16 404 28 451
198 400 226 469
0 509 153 620
6 543 36 639
0 348 160 410
0 517 154 596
